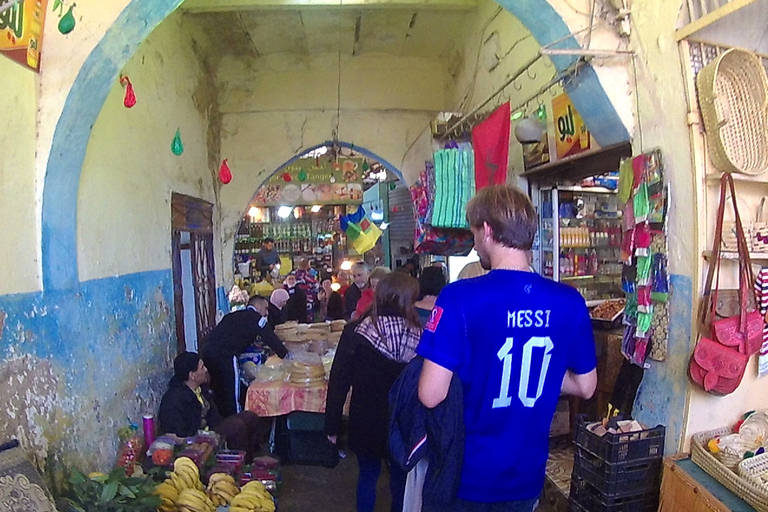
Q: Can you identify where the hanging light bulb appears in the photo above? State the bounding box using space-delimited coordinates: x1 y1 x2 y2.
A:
311 205 322 213
277 206 292 219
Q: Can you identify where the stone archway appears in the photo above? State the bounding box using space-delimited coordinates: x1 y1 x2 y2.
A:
41 0 627 292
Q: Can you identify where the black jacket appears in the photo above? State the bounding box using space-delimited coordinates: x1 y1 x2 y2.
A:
325 322 407 459
284 286 308 323
201 307 287 361
344 284 364 320
389 357 464 510
326 291 345 321
268 302 286 329
158 380 222 437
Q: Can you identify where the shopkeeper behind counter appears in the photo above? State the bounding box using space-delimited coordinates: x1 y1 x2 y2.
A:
201 295 288 418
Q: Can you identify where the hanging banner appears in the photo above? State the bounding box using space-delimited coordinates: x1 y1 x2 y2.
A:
254 157 364 206
0 0 48 72
552 93 591 159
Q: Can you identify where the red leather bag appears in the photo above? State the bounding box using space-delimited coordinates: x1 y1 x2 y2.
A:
689 173 761 395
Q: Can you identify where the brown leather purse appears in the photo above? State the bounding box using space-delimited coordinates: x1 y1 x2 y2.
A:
689 173 761 395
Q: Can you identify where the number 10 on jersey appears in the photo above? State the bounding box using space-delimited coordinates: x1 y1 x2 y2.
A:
493 336 554 409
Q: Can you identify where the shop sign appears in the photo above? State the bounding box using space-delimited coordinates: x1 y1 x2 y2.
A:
0 0 48 72
254 157 364 206
552 93 591 159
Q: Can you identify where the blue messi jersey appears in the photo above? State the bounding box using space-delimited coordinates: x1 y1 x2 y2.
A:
417 269 596 502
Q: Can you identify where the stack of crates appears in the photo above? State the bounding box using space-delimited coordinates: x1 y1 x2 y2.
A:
570 416 665 511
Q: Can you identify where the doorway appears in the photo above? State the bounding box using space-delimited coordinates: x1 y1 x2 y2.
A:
171 193 216 354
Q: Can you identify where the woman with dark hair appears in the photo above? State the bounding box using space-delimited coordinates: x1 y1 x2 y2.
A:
414 266 447 327
325 272 422 512
158 352 265 460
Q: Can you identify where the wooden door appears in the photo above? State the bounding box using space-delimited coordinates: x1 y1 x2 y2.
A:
171 193 216 354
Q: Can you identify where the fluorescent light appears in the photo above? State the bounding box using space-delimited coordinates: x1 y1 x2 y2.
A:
340 260 352 271
277 206 292 218
311 205 322 213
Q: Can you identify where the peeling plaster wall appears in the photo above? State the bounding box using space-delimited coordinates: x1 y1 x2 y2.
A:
78 12 217 281
0 271 175 476
623 1 696 453
0 57 40 295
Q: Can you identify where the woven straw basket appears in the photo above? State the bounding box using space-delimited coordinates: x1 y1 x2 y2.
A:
739 452 768 495
691 427 768 512
696 48 768 175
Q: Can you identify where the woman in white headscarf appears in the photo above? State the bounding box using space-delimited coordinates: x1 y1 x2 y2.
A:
268 288 290 329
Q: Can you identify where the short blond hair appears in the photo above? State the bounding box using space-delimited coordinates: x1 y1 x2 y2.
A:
466 185 537 250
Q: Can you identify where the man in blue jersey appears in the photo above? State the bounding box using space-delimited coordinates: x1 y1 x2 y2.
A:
417 185 597 511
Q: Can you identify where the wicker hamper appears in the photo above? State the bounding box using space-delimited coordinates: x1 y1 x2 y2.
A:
690 427 768 512
738 451 768 495
696 48 768 175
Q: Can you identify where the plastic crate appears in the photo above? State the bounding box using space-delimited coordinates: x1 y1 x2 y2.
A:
285 411 325 432
575 416 665 464
573 447 661 496
570 476 659 512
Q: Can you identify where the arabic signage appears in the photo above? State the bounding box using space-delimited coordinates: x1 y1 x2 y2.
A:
253 157 365 206
552 93 591 159
0 0 48 72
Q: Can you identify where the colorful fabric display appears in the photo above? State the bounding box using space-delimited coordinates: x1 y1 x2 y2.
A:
651 252 669 302
632 154 647 189
634 222 652 257
618 157 634 204
633 182 650 223
754 267 768 378
340 206 382 255
431 146 475 229
472 102 510 190
636 255 652 286
637 286 652 313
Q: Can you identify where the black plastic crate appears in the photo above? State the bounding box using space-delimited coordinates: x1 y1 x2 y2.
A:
569 476 658 512
573 447 661 497
575 416 665 464
274 429 339 468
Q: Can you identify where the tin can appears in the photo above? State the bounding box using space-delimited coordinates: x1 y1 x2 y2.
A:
142 414 156 447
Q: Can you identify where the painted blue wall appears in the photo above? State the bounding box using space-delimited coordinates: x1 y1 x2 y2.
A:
633 273 693 454
0 270 175 470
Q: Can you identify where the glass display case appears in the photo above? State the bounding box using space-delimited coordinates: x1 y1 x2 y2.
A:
538 186 623 301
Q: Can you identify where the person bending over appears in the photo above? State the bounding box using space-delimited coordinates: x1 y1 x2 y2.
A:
201 295 288 417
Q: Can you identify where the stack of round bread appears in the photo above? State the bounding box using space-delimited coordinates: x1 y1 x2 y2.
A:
288 360 326 387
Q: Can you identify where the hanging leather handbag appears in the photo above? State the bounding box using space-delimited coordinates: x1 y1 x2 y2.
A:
689 173 760 395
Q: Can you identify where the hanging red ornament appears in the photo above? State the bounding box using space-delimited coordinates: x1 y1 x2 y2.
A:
219 159 232 184
119 76 136 108
392 206 400 213
282 172 292 182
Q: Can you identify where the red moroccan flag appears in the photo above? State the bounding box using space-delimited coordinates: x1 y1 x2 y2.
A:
472 102 511 190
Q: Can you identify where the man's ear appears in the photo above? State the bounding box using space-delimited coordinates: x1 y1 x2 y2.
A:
483 222 494 241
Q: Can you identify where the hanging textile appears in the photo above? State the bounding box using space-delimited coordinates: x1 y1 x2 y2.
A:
410 168 474 256
472 102 511 190
620 150 670 366
340 206 382 255
431 143 475 229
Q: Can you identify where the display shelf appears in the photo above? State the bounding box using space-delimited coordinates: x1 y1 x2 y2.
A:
702 250 768 260
705 173 768 183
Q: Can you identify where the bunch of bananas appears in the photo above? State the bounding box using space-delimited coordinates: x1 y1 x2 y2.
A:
154 457 207 512
176 487 217 512
229 480 275 512
205 473 240 507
